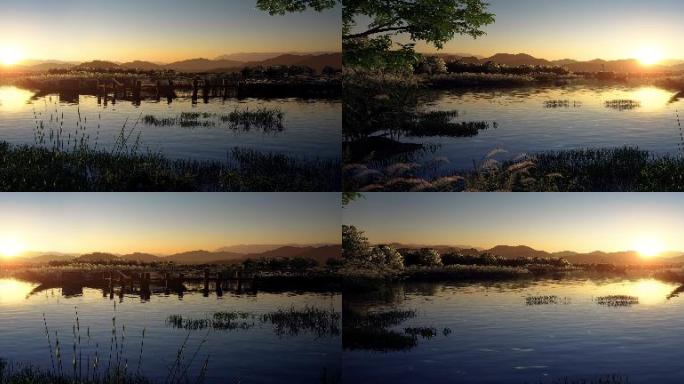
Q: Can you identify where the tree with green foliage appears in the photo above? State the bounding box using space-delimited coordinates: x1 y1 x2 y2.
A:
343 0 495 71
256 0 495 72
342 192 363 207
256 0 337 14
371 245 404 269
342 224 372 263
404 248 443 267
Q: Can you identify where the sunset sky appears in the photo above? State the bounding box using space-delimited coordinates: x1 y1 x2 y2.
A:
343 194 684 254
415 0 684 61
0 193 340 256
0 0 341 63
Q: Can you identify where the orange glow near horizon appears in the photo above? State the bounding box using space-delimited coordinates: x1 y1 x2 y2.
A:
0 237 24 258
0 46 23 66
635 47 664 66
0 194 339 256
633 237 665 259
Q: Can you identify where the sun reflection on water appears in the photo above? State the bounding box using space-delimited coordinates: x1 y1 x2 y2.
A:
0 278 35 305
586 279 676 306
0 86 33 112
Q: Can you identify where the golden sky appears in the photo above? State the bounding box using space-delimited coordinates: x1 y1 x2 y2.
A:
0 1 341 63
414 0 684 61
343 194 684 254
0 193 340 256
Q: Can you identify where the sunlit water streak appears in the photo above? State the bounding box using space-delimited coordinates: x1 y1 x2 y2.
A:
410 85 684 170
0 278 341 383
0 86 341 161
344 278 684 383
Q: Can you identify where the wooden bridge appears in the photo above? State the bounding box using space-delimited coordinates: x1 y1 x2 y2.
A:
23 74 244 104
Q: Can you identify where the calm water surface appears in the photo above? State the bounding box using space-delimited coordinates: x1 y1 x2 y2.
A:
0 278 340 383
412 85 684 170
344 278 684 384
0 86 340 161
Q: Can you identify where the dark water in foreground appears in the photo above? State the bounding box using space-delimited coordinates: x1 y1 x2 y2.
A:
0 279 341 384
409 85 684 170
344 278 684 384
0 86 340 161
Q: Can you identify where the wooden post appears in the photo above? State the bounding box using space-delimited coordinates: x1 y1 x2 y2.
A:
202 78 209 103
216 272 223 297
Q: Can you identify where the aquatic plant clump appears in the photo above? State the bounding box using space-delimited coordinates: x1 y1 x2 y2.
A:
595 295 639 307
142 108 285 132
525 295 571 305
604 99 641 111
401 111 496 138
166 307 341 337
543 100 582 108
403 327 437 339
166 313 255 331
343 309 450 352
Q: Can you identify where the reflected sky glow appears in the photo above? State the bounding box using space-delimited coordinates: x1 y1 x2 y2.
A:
0 279 35 305
0 86 32 111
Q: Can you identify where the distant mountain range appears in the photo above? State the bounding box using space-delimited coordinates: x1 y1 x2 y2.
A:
433 52 684 73
16 244 341 266
388 243 684 265
12 52 342 73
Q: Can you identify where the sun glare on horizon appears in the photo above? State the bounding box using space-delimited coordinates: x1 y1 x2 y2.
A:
0 237 24 258
634 47 663 66
633 237 665 258
0 47 23 66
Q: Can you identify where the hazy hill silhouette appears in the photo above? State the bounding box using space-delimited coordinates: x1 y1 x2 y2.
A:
16 245 342 265
241 245 341 264
482 53 552 67
17 53 342 73
388 243 684 265
244 53 342 72
75 61 121 70
120 61 164 71
75 252 120 263
215 52 336 62
486 245 552 259
436 52 682 73
164 58 244 72
119 252 162 263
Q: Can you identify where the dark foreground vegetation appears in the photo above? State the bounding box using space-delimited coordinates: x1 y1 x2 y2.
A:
346 147 684 192
0 142 339 191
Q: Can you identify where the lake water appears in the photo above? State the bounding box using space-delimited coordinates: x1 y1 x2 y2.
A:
0 278 341 383
344 278 684 384
0 86 340 161
411 85 684 170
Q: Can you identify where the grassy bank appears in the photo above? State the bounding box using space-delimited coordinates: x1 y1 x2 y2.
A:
345 147 684 192
0 142 340 191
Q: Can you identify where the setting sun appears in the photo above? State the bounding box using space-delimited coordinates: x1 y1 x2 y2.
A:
634 47 663 66
0 237 24 258
0 47 23 66
633 237 664 258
